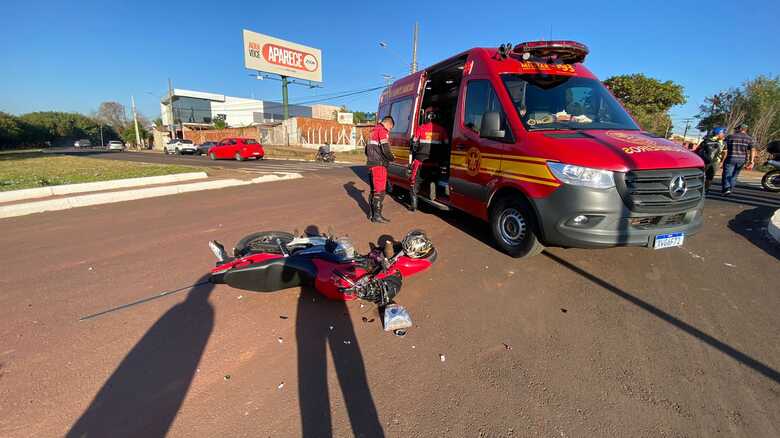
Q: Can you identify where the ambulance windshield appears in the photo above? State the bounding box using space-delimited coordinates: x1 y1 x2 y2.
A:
502 74 639 132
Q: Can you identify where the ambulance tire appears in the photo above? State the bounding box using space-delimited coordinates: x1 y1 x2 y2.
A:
490 197 544 258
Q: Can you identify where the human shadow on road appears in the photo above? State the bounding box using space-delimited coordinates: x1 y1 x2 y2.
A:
727 206 780 261
67 276 215 437
543 251 780 385
296 225 384 437
343 181 371 218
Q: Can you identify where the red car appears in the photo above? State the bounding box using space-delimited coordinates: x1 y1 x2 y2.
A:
208 137 265 161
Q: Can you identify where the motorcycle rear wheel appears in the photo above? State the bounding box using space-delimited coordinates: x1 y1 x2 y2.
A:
761 170 780 192
234 231 295 257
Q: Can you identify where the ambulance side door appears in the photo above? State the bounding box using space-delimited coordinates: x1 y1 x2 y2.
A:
449 78 515 219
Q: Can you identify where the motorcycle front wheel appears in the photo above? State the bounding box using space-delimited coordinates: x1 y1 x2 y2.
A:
234 231 295 257
761 170 780 192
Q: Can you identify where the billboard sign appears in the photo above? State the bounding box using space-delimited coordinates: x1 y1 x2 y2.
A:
243 29 322 82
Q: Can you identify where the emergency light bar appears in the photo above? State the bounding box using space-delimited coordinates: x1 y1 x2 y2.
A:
513 40 589 64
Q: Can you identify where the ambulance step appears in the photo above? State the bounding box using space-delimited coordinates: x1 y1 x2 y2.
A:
419 197 451 211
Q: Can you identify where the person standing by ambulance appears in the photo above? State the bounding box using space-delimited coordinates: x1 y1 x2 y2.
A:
366 116 395 223
408 107 449 211
696 127 726 193
721 123 756 196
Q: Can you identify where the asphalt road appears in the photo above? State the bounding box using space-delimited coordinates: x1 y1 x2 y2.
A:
0 167 778 437
49 148 353 175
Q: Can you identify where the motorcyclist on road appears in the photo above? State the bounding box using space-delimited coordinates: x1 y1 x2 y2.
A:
409 107 448 211
366 116 395 223
696 127 726 192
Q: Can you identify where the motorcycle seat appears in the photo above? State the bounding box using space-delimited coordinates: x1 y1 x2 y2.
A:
224 256 316 292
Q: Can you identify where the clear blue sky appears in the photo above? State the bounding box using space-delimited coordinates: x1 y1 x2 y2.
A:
1 0 778 135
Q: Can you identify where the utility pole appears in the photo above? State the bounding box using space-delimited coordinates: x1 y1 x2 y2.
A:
99 123 104 147
682 119 692 143
281 76 289 120
168 78 175 139
410 22 419 73
131 96 142 149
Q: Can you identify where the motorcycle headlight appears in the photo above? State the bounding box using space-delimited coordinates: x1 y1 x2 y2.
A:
547 162 615 189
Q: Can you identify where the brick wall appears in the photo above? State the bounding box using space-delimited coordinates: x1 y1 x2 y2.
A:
183 127 260 144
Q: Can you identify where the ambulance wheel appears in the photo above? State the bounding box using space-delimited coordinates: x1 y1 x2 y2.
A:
490 197 544 258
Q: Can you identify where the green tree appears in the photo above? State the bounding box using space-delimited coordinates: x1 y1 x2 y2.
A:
697 75 780 153
120 124 148 146
0 112 25 147
603 74 686 137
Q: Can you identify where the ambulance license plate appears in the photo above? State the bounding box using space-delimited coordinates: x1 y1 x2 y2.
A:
653 232 684 249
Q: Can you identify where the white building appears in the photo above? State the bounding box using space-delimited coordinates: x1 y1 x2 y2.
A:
160 89 316 128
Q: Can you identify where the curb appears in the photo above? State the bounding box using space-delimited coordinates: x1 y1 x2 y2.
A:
0 172 208 203
0 173 301 219
769 209 780 244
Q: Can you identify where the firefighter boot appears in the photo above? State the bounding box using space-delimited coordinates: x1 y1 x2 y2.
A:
376 193 391 223
370 194 381 223
368 191 376 220
409 183 418 212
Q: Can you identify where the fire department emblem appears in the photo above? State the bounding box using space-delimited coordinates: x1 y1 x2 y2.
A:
465 147 481 176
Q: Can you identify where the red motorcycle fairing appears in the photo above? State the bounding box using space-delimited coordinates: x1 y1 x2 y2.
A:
210 250 436 301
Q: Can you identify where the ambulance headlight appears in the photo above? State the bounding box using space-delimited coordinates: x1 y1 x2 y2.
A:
547 162 615 189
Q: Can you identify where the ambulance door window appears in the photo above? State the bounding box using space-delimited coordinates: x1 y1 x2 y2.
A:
463 80 512 141
389 97 414 135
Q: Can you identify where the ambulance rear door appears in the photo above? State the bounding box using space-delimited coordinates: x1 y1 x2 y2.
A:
384 71 427 185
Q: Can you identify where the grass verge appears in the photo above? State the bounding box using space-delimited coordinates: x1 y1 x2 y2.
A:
0 153 207 192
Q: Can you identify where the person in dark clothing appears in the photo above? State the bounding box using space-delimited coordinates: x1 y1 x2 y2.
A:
697 127 726 192
721 124 756 195
409 107 448 211
366 116 395 223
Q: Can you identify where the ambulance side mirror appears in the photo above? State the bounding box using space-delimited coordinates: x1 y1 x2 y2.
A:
480 112 505 139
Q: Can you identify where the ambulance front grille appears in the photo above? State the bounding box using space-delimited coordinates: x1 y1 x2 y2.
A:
615 168 704 213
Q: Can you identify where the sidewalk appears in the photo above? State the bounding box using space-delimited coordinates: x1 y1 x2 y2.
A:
0 170 301 219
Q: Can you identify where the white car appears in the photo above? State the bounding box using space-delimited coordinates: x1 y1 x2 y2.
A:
164 139 198 155
108 140 125 151
74 139 91 148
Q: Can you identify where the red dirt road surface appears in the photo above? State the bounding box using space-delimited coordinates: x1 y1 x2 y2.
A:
1 167 779 437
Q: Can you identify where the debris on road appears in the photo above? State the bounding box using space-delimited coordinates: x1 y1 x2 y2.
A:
343 340 351 345
383 303 413 332
277 337 283 344
440 354 446 362
361 316 375 323
724 263 736 268
88 267 94 271
279 315 288 319
503 343 512 350
561 308 568 313
224 374 231 381
277 382 284 390
237 295 243 300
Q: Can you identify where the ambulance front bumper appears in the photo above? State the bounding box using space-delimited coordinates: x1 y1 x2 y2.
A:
532 184 704 248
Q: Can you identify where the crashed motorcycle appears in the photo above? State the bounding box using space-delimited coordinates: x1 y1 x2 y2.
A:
208 230 436 312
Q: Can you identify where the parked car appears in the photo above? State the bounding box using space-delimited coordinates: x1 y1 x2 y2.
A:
208 138 265 161
74 139 91 148
197 141 218 155
108 140 125 151
164 139 198 155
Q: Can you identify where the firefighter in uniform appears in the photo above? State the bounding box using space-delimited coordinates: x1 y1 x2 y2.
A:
366 116 395 223
409 107 448 211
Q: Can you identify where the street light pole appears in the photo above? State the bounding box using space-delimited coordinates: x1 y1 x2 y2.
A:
411 22 419 73
131 95 142 149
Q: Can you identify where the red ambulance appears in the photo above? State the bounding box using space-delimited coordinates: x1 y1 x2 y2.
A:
379 41 705 258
